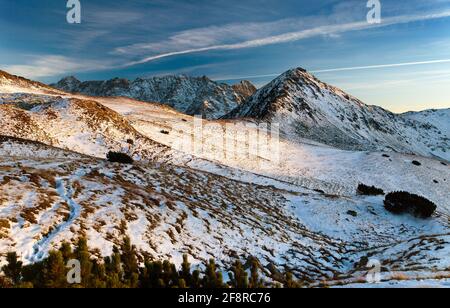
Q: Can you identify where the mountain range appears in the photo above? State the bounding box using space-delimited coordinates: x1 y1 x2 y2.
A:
52 75 257 119
51 68 449 161
0 68 449 287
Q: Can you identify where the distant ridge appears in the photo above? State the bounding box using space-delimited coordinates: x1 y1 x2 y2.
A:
51 75 257 119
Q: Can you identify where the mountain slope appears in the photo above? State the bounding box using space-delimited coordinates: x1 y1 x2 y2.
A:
224 68 449 161
97 95 450 209
52 75 256 119
232 80 258 98
0 93 169 159
402 109 449 134
0 149 448 285
0 70 62 95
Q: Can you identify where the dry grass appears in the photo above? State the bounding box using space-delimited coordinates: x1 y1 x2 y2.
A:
0 219 10 229
390 272 411 281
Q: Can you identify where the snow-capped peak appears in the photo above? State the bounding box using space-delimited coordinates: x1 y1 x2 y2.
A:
50 75 257 119
225 68 449 161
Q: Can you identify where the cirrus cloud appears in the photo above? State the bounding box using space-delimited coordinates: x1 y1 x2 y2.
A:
117 10 450 67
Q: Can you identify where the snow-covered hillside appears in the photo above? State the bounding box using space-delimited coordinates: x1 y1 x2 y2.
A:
1 69 449 287
0 70 62 95
224 68 450 161
0 93 169 160
400 109 450 160
51 75 256 119
97 97 449 209
0 144 448 286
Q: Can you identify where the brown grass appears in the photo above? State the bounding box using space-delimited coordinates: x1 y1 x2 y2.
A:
0 219 10 229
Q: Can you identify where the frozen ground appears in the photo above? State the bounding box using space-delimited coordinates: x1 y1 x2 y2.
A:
0 139 448 286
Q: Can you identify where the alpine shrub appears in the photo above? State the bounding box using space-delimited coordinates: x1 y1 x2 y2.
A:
384 192 437 218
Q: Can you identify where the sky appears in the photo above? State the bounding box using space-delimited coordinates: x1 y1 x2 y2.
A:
1 0 450 113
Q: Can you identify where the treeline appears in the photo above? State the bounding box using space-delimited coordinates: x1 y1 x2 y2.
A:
0 237 302 288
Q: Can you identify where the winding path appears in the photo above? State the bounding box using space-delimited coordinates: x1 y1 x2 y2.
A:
29 178 81 263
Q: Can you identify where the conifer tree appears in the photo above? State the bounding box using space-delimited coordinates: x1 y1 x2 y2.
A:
191 269 201 288
1 236 304 288
150 261 164 287
121 237 139 281
106 272 122 288
140 261 151 288
59 241 73 262
178 278 187 289
43 251 67 288
157 278 166 288
162 260 173 286
249 258 264 288
170 262 179 287
2 252 23 284
109 247 123 275
75 237 93 287
229 260 248 288
180 254 192 286
203 259 222 288
21 261 44 288
91 261 107 288
217 271 224 288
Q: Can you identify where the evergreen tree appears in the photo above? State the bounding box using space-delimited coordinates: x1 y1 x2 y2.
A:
2 252 23 284
43 251 67 288
139 261 151 288
106 272 122 288
216 271 224 288
75 237 89 255
249 259 264 288
75 237 93 287
121 237 139 281
157 278 166 288
180 254 192 286
107 247 123 276
59 241 73 262
229 260 248 288
178 278 187 289
91 261 107 288
162 260 172 287
191 269 201 288
1 236 304 288
104 246 124 288
150 261 164 288
21 262 44 288
203 259 222 288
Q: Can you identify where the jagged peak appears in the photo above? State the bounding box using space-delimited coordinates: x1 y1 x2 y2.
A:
59 75 80 83
276 67 320 84
233 80 256 88
134 74 212 83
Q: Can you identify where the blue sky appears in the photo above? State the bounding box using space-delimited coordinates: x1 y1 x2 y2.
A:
1 0 450 112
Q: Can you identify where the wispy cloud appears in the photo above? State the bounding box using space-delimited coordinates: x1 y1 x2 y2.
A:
1 55 111 79
214 58 450 81
118 10 450 67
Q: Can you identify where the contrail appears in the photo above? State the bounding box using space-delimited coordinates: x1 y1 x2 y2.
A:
311 59 450 73
122 10 450 68
214 59 450 81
